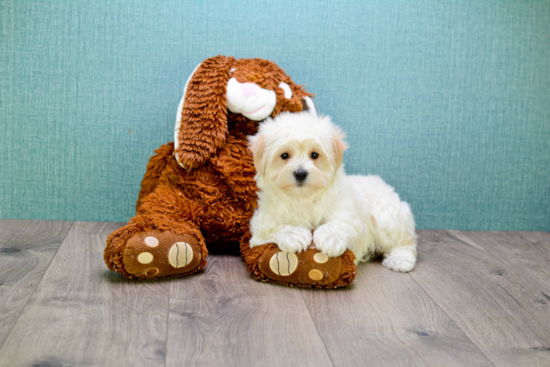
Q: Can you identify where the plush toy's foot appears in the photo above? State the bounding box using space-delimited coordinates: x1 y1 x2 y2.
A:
121 230 204 278
241 232 357 288
259 245 355 286
105 222 208 279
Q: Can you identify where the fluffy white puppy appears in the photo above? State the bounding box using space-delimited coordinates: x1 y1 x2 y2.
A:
248 111 417 272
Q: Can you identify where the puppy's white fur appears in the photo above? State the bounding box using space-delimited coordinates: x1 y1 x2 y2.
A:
248 112 417 272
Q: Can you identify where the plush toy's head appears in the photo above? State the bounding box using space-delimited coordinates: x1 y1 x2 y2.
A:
174 56 316 169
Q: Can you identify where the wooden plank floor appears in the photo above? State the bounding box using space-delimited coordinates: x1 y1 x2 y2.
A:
0 221 549 367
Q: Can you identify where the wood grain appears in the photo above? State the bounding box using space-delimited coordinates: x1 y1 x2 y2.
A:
301 260 493 367
461 231 550 299
166 255 334 367
410 230 550 367
1 222 548 367
0 220 73 349
516 231 550 262
0 222 170 367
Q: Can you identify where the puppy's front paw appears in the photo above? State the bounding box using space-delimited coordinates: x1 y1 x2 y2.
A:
313 225 348 258
382 247 416 272
275 226 312 253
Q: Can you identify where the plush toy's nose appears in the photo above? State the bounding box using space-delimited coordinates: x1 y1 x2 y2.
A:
241 82 260 97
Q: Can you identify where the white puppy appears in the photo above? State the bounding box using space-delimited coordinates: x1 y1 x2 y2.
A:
248 111 417 272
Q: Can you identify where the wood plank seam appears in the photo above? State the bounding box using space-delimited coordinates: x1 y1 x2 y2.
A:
0 221 171 366
522 232 550 263
459 230 550 314
164 273 172 367
453 230 550 296
410 229 550 366
405 272 497 367
299 291 336 367
0 221 75 354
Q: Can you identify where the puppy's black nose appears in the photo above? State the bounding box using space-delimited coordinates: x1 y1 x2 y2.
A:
293 169 308 182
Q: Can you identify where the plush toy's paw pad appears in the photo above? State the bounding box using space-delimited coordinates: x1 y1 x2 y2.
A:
269 251 299 276
123 231 203 278
382 247 416 272
258 247 343 286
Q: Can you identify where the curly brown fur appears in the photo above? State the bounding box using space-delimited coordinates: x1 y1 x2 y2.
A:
104 56 315 280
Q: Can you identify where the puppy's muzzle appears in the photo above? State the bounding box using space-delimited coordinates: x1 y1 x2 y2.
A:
293 169 308 185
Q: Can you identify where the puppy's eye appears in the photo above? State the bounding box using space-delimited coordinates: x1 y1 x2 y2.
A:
311 152 319 159
281 153 290 160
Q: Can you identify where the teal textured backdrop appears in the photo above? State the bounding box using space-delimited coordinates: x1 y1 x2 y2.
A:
1 0 549 230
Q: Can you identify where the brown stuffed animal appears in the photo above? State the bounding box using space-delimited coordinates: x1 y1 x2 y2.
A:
104 55 356 288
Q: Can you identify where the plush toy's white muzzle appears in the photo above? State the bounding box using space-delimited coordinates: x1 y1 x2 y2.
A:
225 78 277 121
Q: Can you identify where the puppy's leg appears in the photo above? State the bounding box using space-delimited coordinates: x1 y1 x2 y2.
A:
382 245 417 272
379 202 417 272
314 221 357 258
250 225 313 253
274 225 313 253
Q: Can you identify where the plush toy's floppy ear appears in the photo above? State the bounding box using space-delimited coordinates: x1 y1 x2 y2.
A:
174 56 235 169
174 63 201 152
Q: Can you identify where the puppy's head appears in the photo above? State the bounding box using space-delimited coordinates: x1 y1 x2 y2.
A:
248 112 348 197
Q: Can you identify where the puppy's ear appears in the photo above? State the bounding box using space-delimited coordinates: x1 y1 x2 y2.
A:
332 127 348 171
175 55 235 169
248 133 267 175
